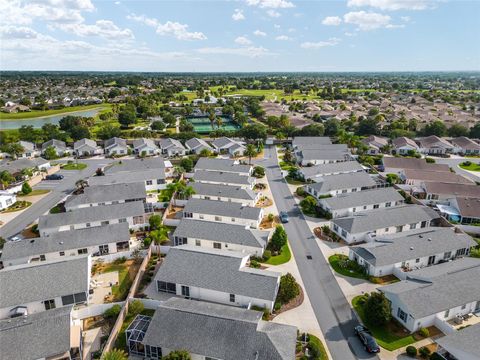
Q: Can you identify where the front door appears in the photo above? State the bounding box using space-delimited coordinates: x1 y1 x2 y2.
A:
428 255 435 265
181 285 190 298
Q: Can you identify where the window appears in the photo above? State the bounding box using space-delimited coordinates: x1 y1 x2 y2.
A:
341 229 347 238
119 218 127 223
231 218 235 222
352 188 357 192
385 227 390 232
78 248 88 255
145 345 162 359
133 216 144 225
199 214 204 219
59 251 65 256
215 216 222 221
444 251 452 260
86 222 91 228
373 204 379 209
146 180 153 185
230 294 235 303
397 308 407 322
101 221 109 226
444 309 450 318
409 223 416 230
461 304 466 310
385 202 391 208
40 254 46 261
195 240 201 246
416 258 420 263
456 248 467 256
184 212 192 218
213 242 221 249
174 237 187 246
181 285 190 298
363 206 367 210
99 244 109 255
396 226 403 233
157 281 176 294
44 299 56 310
157 179 164 184
420 221 427 228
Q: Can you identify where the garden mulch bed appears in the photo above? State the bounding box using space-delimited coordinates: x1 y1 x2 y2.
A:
256 197 273 208
270 286 304 319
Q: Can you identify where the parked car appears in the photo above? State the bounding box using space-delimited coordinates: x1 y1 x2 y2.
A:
279 211 289 223
45 174 64 180
354 325 380 353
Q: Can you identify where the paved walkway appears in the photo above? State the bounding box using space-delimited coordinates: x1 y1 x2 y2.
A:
0 191 50 228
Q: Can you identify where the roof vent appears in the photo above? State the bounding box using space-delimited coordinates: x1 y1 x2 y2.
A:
30 239 34 243
410 247 414 250
59 241 64 245
428 238 432 241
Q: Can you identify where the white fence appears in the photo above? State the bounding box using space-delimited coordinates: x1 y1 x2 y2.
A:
130 297 164 310
152 245 170 254
434 317 456 335
72 302 125 320
392 266 408 281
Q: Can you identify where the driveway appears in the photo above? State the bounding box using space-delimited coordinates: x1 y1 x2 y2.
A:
257 146 378 360
0 158 112 239
434 157 480 182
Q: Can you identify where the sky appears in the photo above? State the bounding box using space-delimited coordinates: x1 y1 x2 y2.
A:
1 0 479 72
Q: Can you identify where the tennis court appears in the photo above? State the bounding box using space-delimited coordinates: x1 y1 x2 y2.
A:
187 116 240 134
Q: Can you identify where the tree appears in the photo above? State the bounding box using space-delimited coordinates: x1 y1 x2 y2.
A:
129 299 144 316
295 123 324 137
151 120 166 131
180 157 194 172
162 350 191 360
149 214 162 230
277 273 300 304
118 104 137 128
5 143 24 159
0 237 5 250
239 124 268 141
244 144 257 165
447 124 469 137
270 225 287 252
97 123 122 140
470 123 480 139
101 349 128 360
324 118 342 136
199 148 211 157
422 121 447 137
21 182 32 195
252 166 265 178
103 304 122 320
364 292 392 326
356 117 380 136
43 146 58 160
300 195 317 215
283 148 294 163
69 125 91 141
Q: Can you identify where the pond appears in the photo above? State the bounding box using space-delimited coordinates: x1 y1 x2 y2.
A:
186 116 240 134
0 108 102 130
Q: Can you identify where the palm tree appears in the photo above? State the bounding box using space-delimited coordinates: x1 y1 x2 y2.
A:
215 116 223 129
244 144 257 165
101 349 128 360
6 143 24 159
208 109 216 130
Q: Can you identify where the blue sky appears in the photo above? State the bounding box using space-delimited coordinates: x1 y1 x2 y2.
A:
1 0 479 71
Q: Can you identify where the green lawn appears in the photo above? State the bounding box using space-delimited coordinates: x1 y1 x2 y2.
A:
352 296 417 351
459 162 480 171
62 162 87 170
0 104 109 120
307 334 329 360
263 243 291 265
102 263 133 301
328 254 370 280
285 176 305 185
18 189 50 197
1 200 31 213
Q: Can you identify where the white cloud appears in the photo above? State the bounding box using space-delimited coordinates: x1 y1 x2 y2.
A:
275 35 291 40
343 11 391 30
114 1 120 4
246 0 295 9
232 9 245 21
274 24 281 29
401 16 411 22
55 20 134 40
322 16 342 26
253 29 267 36
127 14 159 28
156 21 207 40
0 25 46 39
300 37 341 49
196 46 271 58
235 36 252 45
347 0 432 11
266 9 281 17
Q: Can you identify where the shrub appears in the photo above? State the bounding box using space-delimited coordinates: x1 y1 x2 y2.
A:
425 157 435 163
250 260 260 268
364 292 392 326
270 225 287 252
419 327 429 337
21 182 32 195
162 350 191 360
300 195 318 215
307 340 321 358
296 186 305 197
406 346 417 357
103 304 122 320
277 273 300 304
253 166 265 178
113 257 127 264
462 160 472 166
262 250 272 260
128 299 144 316
148 214 162 230
419 346 431 358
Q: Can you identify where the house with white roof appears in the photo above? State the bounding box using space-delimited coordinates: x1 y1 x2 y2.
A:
194 157 252 176
73 138 103 156
298 161 364 181
435 323 480 360
392 137 419 155
185 137 213 154
304 172 377 198
158 138 186 157
417 135 454 155
211 137 246 156
450 136 480 155
16 141 40 158
42 139 69 157
193 169 255 189
292 136 331 150
362 135 389 155
104 137 129 156
133 138 160 156
190 182 259 207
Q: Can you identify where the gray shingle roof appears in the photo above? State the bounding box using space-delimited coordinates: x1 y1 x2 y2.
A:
194 169 254 186
450 136 480 150
332 205 439 234
403 169 473 184
159 138 185 150
322 187 403 211
392 136 419 149
0 305 73 360
195 157 251 174
42 139 67 151
307 172 376 193
191 182 256 201
38 201 144 230
65 182 146 208
173 219 268 248
380 258 480 318
1 223 130 262
296 144 348 151
299 161 364 179
423 182 480 198
382 157 450 172
185 138 212 151
455 197 480 218
0 158 49 174
350 228 476 267
418 135 453 149
435 323 480 356
0 256 89 309
88 169 165 186
142 298 297 360
104 137 127 149
18 141 35 151
133 138 158 149
104 157 165 174
183 199 262 221
300 149 350 161
212 137 238 149
292 136 331 148
73 138 97 149
155 245 280 301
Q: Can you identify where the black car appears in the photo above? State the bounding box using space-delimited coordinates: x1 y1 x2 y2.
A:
355 325 380 353
45 174 64 180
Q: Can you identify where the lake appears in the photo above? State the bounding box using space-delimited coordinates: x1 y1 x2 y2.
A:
0 108 102 130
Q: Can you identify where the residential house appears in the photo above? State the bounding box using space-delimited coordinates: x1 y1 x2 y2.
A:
423 182 480 204
447 197 480 225
304 172 377 198
380 258 480 333
17 141 40 158
172 219 269 256
42 139 69 157
185 137 213 154
435 322 480 360
104 137 129 156
211 137 246 156
1 103 30 113
38 201 147 235
349 228 475 277
319 187 404 218
133 138 160 156
73 138 103 156
392 137 419 155
381 157 450 174
153 246 281 311
401 168 473 186
65 182 146 211
0 306 82 360
0 223 131 267
194 157 252 176
183 198 263 228
190 182 259 207
297 149 351 166
126 298 297 359
362 135 389 155
0 192 16 211
331 205 440 244
159 138 186 157
292 136 331 150
298 161 364 182
193 169 255 189
450 136 480 155
0 157 50 177
0 256 91 319
417 136 454 155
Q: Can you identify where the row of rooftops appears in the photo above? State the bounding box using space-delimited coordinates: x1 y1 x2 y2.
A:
366 135 480 152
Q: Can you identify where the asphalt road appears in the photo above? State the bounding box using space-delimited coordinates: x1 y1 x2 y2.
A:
0 158 112 239
259 146 378 360
434 157 480 183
